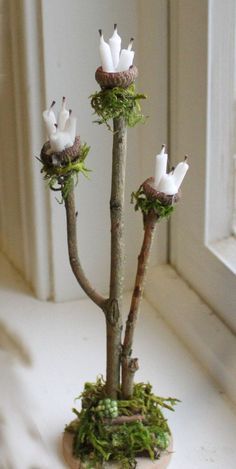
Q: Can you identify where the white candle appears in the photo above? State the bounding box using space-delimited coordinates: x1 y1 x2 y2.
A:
154 145 168 187
49 128 73 153
109 24 121 70
116 38 135 72
156 173 178 195
173 157 189 189
58 97 70 131
65 111 77 143
42 101 57 137
99 29 114 72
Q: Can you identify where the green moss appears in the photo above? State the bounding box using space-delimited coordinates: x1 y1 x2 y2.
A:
65 377 179 468
131 186 174 220
90 84 146 130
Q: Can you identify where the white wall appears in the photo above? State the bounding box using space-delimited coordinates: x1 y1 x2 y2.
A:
41 0 141 301
0 0 168 301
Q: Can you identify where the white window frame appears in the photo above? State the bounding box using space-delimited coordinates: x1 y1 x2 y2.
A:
206 0 236 276
169 0 236 334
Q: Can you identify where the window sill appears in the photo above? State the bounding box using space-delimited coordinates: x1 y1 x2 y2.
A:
1 253 236 467
208 236 236 276
145 264 236 406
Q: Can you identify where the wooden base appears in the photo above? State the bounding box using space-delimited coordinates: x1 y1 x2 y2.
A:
62 431 173 469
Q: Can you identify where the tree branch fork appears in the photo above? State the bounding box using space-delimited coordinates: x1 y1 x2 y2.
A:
64 116 159 400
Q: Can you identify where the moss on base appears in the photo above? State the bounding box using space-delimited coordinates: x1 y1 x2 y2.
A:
65 378 179 469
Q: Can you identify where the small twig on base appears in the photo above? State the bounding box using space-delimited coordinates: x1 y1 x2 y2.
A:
103 414 145 426
121 357 139 399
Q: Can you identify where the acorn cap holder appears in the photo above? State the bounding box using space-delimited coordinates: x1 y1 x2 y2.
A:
39 136 90 199
91 65 145 130
131 176 180 228
95 65 138 89
142 177 180 207
40 135 82 167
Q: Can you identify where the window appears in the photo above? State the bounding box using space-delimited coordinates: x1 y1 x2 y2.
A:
169 0 236 333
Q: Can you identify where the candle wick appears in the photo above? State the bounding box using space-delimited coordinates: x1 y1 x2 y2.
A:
184 155 188 161
69 109 72 115
62 96 66 102
160 144 166 155
171 166 175 173
98 29 102 37
50 100 56 109
54 123 58 129
128 37 134 50
114 23 117 31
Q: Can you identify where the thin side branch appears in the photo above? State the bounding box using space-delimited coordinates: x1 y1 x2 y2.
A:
122 212 158 398
65 189 106 309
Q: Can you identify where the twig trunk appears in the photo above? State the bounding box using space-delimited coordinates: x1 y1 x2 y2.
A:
122 212 158 398
106 117 127 398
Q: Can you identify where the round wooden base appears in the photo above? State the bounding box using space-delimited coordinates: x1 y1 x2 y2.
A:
62 431 173 469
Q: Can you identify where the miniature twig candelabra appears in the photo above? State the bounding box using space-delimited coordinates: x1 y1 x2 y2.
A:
39 24 188 468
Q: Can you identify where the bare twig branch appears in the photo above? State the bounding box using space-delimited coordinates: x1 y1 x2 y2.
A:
65 189 106 309
122 212 158 398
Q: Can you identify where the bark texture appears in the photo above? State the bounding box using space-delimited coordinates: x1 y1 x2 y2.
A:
106 117 127 398
64 117 128 400
65 190 105 309
122 212 158 398
103 414 145 426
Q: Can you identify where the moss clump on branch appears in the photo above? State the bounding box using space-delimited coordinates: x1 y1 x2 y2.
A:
131 186 175 220
90 84 146 130
38 143 90 201
65 377 179 468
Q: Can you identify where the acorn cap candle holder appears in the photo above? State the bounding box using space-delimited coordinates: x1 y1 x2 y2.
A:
131 177 180 227
142 177 180 206
95 64 138 89
39 135 90 200
91 66 146 130
40 135 81 167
